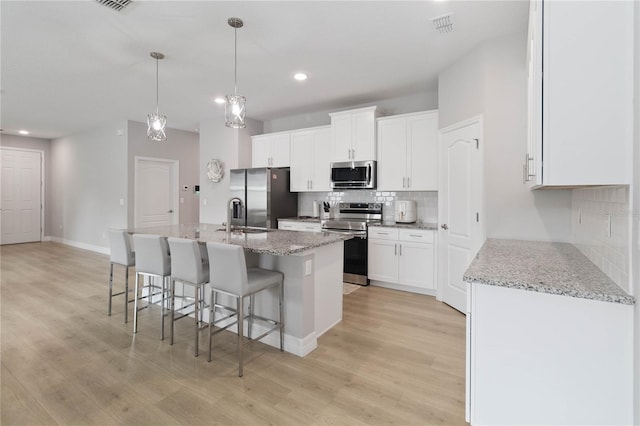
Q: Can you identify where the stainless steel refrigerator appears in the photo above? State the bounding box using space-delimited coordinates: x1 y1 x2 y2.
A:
229 167 298 229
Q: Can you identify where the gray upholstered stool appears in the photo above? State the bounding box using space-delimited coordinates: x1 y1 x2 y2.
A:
167 237 209 357
107 229 135 323
206 242 284 377
131 234 171 340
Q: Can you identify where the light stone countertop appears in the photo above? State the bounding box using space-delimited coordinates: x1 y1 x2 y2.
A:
131 223 350 256
463 239 635 305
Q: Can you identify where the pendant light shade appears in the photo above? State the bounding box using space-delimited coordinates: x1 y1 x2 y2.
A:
225 17 246 129
147 51 167 141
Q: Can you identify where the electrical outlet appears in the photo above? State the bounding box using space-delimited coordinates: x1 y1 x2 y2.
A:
305 259 313 276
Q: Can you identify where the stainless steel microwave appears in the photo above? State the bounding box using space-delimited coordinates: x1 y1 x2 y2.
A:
330 160 376 189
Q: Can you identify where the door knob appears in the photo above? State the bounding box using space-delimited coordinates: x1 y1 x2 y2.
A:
168 209 174 213
441 224 448 230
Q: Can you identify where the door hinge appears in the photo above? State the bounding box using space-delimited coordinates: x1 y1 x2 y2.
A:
474 138 479 149
476 212 479 222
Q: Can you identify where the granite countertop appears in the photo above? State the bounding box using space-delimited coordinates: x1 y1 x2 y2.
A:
463 239 635 305
131 223 349 256
375 222 438 230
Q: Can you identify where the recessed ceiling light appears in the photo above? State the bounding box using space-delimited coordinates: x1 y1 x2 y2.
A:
293 72 308 81
214 97 225 104
18 130 29 135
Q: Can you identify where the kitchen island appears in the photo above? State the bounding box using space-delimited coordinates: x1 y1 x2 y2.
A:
463 239 635 425
132 223 351 357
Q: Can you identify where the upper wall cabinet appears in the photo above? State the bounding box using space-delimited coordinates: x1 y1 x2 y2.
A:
525 0 633 188
330 106 379 162
290 126 331 192
377 110 439 191
252 132 290 168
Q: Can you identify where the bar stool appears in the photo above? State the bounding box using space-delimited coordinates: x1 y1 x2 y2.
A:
131 234 171 340
206 242 284 377
107 229 135 323
167 237 209 357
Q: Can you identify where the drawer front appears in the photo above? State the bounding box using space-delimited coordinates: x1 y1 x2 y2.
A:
301 224 321 232
278 221 300 231
368 227 399 240
399 229 434 243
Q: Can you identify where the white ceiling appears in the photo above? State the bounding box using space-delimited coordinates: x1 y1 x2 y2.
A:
1 0 529 139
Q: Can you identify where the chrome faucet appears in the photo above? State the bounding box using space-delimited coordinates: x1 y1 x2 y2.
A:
226 197 243 233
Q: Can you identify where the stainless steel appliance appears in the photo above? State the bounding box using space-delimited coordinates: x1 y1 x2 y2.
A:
330 160 376 190
229 167 298 229
321 202 382 285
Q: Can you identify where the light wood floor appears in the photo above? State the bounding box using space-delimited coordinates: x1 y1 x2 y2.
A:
1 242 467 425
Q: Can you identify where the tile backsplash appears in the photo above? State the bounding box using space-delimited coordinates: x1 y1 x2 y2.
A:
571 186 631 292
298 190 438 224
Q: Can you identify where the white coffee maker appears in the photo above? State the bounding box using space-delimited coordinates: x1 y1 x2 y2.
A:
394 200 417 223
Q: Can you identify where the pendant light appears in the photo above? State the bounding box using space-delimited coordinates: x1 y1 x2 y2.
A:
147 51 167 141
225 17 246 129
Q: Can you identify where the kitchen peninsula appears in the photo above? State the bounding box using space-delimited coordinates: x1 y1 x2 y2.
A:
132 223 350 357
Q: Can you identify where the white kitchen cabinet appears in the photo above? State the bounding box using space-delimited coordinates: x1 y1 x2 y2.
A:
290 126 331 192
329 106 379 162
525 0 633 187
252 132 290 168
467 283 633 425
368 227 435 293
278 220 321 233
377 111 438 191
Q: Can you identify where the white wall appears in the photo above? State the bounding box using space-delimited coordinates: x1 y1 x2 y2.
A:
127 121 200 226
0 134 53 236
438 32 572 242
264 90 438 133
51 121 128 250
199 118 261 224
632 1 640 421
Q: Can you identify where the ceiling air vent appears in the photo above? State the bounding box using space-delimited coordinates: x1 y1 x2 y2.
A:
431 13 454 34
95 0 132 12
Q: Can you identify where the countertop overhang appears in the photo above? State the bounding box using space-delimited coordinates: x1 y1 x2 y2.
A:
131 223 351 256
463 239 635 305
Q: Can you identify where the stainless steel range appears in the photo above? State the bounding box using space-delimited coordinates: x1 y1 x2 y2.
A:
321 202 382 285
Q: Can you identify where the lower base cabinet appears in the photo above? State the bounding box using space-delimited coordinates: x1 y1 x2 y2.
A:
368 227 435 292
278 220 321 233
467 283 633 425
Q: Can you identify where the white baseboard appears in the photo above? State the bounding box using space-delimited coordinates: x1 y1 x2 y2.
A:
42 236 52 242
50 236 109 255
370 280 437 297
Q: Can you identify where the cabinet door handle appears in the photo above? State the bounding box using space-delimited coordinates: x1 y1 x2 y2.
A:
407 177 410 188
399 244 402 256
394 243 397 256
310 180 313 189
409 234 422 238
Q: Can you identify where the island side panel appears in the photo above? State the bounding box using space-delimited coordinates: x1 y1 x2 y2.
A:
257 251 318 357
313 242 344 338
469 283 634 425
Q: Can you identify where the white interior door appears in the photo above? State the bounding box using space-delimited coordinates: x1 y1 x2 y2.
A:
135 158 179 228
0 148 42 245
438 117 485 313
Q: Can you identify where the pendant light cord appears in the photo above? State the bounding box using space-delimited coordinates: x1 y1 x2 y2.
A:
155 57 160 114
234 26 238 96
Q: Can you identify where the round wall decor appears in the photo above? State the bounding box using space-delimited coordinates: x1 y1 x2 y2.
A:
207 159 224 183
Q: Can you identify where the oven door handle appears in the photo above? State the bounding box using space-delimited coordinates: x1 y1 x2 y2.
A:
323 229 367 239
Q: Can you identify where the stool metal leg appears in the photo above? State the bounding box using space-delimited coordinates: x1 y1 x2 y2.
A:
248 294 255 340
133 272 140 333
279 282 284 351
160 276 166 341
108 263 114 316
208 289 215 362
170 279 176 345
194 284 199 357
237 295 244 377
124 266 129 324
